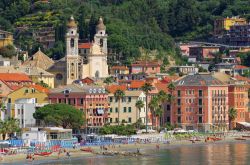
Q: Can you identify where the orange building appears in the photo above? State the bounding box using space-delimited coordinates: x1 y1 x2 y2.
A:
228 76 249 125
172 74 229 132
131 60 161 75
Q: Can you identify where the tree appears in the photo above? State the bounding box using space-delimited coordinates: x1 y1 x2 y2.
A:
228 107 237 130
104 76 114 85
114 89 125 125
88 14 97 41
157 90 167 126
148 96 159 129
0 45 16 58
0 118 20 140
33 104 84 129
141 82 153 132
135 100 144 124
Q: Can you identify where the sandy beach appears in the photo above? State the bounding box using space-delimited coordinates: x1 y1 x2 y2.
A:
1 134 250 164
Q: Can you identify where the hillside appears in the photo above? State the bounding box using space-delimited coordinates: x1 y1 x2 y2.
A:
0 0 250 64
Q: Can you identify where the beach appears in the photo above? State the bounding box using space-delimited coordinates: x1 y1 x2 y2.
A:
1 133 250 164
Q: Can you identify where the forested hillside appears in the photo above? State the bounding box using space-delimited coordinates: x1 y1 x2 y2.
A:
0 0 250 64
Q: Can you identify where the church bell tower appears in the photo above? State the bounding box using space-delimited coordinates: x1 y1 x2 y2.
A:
66 16 79 84
94 17 108 54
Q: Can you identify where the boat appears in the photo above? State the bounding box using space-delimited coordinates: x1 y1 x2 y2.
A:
34 152 53 156
235 138 246 141
80 147 93 152
242 136 250 138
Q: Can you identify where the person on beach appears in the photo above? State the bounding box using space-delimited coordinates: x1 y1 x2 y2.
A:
66 151 71 159
137 148 140 154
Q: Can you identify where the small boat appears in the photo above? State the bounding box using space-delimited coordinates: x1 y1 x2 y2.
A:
81 147 93 152
34 152 53 156
235 138 246 141
242 136 250 138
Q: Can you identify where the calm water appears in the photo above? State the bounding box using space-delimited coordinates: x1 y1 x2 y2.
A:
9 142 250 165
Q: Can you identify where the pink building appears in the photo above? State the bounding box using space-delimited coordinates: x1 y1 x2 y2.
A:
131 60 161 75
49 84 109 133
172 74 229 132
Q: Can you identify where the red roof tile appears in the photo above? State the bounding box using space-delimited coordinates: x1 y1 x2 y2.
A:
161 76 179 83
234 75 250 83
130 80 145 89
234 65 249 69
154 83 169 93
79 43 91 49
106 84 127 93
111 66 129 70
29 84 49 93
80 77 94 85
0 73 32 82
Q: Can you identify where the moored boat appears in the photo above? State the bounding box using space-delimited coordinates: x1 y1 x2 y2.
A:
80 147 93 152
34 151 53 156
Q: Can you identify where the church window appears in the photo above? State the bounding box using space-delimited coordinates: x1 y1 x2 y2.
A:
100 39 103 47
71 63 74 66
71 31 73 34
71 73 74 77
100 32 102 34
70 38 74 47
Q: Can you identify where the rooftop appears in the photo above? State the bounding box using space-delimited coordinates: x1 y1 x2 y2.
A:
79 43 92 49
106 84 127 93
23 48 54 70
130 80 145 89
234 65 249 69
175 74 225 86
0 73 32 82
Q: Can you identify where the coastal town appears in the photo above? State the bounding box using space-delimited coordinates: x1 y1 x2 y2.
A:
0 0 249 164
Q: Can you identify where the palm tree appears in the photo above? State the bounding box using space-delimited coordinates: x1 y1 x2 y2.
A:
167 82 176 94
157 90 167 127
149 96 159 129
155 107 163 130
0 118 20 140
114 89 125 125
228 107 237 130
135 100 144 123
167 82 175 123
141 83 153 133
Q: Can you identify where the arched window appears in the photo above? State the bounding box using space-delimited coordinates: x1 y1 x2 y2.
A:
70 38 74 47
100 39 103 47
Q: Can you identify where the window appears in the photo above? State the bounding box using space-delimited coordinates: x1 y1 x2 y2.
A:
68 99 71 105
110 118 113 123
70 38 74 47
199 107 202 114
123 107 127 113
128 117 132 123
115 118 118 123
177 99 181 106
167 105 171 111
110 108 112 113
152 67 155 70
128 107 132 113
58 99 61 103
109 97 113 102
8 98 11 103
80 98 84 105
18 109 20 115
122 97 126 102
128 97 131 102
31 88 35 93
115 107 118 113
199 90 203 97
178 117 181 123
35 98 37 103
115 98 118 102
25 89 28 93
199 116 202 123
198 99 202 106
177 108 181 114
177 90 181 97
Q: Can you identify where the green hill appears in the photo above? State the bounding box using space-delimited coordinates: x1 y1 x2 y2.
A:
0 0 249 64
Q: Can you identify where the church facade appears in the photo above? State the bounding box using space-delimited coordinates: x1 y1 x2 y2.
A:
47 16 109 87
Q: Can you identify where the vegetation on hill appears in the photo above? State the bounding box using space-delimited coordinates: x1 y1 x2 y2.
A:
0 0 250 64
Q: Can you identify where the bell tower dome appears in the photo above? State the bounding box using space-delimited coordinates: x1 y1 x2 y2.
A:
66 16 79 84
94 17 108 54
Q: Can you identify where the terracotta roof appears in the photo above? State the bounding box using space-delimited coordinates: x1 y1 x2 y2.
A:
106 84 126 93
233 75 250 83
161 76 179 83
23 49 54 70
154 82 169 93
234 65 249 69
80 77 94 85
0 73 32 82
111 66 129 70
130 80 145 89
79 43 92 49
109 90 144 97
131 60 161 67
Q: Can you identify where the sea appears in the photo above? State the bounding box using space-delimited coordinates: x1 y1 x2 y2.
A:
6 141 250 165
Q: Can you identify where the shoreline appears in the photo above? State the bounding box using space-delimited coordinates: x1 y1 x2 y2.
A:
1 136 250 164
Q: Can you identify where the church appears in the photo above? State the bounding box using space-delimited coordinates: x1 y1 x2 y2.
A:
47 16 109 87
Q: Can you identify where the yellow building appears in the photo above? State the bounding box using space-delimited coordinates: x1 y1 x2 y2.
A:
108 90 146 125
6 85 49 118
0 30 13 48
214 17 247 35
